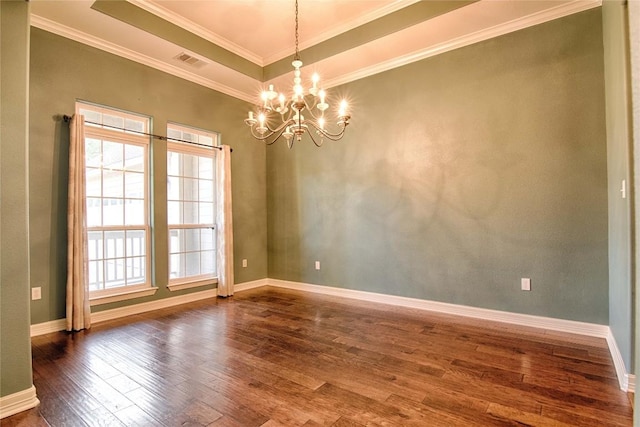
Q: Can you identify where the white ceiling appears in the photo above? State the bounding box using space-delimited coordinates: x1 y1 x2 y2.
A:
30 0 601 103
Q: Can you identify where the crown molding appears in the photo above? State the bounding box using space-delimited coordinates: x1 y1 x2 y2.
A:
30 14 254 104
325 0 602 89
30 0 601 102
129 0 264 66
263 0 421 65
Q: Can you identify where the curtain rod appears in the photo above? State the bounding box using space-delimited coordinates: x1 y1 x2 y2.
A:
62 114 231 152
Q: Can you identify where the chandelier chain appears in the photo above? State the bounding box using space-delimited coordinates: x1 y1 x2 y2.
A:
294 0 300 61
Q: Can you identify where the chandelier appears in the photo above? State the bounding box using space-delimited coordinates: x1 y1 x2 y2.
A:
244 0 351 148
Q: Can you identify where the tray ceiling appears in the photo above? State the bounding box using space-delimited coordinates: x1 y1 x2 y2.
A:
30 0 601 103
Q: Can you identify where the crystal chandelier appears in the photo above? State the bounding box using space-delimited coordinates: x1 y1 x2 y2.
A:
244 0 351 148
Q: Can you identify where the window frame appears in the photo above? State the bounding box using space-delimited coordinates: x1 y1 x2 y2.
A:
77 102 156 305
166 122 220 291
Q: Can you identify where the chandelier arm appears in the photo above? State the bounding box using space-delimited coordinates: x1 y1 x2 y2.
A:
306 127 324 147
248 119 291 143
305 120 349 141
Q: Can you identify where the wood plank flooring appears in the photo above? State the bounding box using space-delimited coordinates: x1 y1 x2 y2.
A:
3 286 634 426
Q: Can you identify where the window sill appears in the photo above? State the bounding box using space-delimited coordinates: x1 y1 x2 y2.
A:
168 278 218 292
89 287 158 306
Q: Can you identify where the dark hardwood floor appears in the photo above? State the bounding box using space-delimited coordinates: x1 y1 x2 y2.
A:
3 286 634 426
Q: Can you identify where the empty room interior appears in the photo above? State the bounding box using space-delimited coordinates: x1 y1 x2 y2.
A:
2 0 640 425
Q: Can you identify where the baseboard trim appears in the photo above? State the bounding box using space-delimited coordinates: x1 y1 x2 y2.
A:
30 280 266 336
234 278 269 292
0 386 39 419
30 319 67 337
91 288 219 324
267 279 637 391
267 279 609 337
28 278 633 392
606 329 634 392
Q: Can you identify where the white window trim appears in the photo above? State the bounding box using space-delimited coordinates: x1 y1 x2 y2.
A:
79 102 153 302
166 123 220 290
89 286 158 306
167 277 218 292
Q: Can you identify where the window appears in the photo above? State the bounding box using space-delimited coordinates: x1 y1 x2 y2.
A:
167 123 219 290
77 102 154 303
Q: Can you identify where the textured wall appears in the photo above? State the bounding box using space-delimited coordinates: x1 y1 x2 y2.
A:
602 0 634 375
29 28 268 322
1 1 34 398
267 9 609 324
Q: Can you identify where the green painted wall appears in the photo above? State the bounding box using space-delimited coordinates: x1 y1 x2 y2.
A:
629 0 640 419
1 1 35 398
602 0 633 372
29 28 267 322
267 9 609 323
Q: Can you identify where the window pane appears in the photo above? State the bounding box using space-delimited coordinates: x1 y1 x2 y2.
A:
126 230 146 256
80 109 102 126
105 231 125 258
88 260 104 292
167 128 181 141
103 141 123 169
167 176 180 200
182 154 198 178
105 258 125 288
201 250 215 275
88 231 104 259
201 228 214 251
167 151 181 176
86 168 102 197
184 178 198 201
168 201 182 224
186 252 200 276
199 202 214 224
103 170 124 198
85 138 102 167
199 157 213 179
185 228 200 252
86 198 102 227
183 202 198 223
103 114 124 130
124 118 145 134
103 200 124 226
170 253 184 279
124 145 144 171
126 256 146 285
124 172 144 199
199 179 213 202
169 229 183 254
124 199 145 225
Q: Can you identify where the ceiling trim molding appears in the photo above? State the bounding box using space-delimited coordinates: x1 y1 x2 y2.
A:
262 0 421 65
324 0 603 89
129 0 264 67
30 15 254 104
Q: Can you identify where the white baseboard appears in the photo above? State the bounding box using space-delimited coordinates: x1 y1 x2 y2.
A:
234 278 269 292
28 278 633 392
606 329 635 392
30 280 267 337
0 385 39 419
30 319 66 337
267 279 633 392
267 279 610 337
91 288 218 324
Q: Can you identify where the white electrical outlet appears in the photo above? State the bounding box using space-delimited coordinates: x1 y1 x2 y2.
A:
315 261 320 270
32 287 42 300
521 278 531 291
242 259 248 268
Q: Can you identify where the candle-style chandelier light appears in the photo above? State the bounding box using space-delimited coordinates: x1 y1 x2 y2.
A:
244 0 351 148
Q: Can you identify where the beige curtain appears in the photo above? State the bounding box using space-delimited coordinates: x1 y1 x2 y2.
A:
66 115 91 331
216 145 234 297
